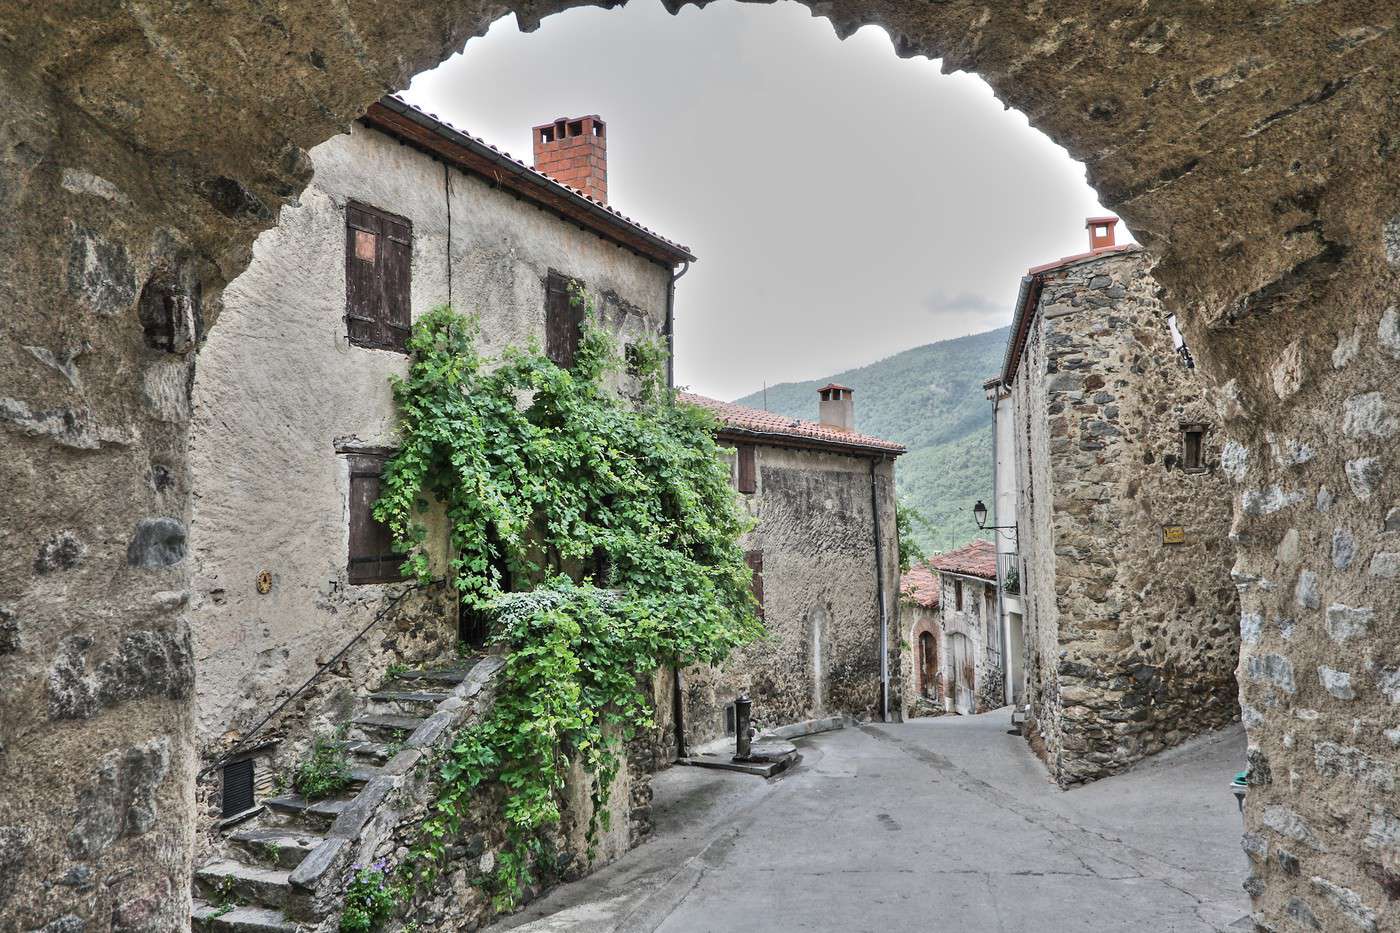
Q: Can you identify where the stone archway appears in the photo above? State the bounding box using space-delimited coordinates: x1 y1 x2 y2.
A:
1 4 1395 929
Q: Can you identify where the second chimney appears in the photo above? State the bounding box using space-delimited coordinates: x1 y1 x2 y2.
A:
818 384 855 433
533 115 607 203
1086 215 1119 252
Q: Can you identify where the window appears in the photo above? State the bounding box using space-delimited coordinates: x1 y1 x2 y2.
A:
545 271 585 367
954 579 963 611
346 452 404 584
736 445 757 494
1182 424 1207 472
221 758 255 818
345 202 412 352
745 549 764 620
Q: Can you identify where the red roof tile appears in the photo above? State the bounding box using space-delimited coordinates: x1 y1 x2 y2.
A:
928 538 998 581
900 563 941 608
679 393 905 455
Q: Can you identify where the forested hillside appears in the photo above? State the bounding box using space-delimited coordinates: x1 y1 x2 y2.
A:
730 327 1008 553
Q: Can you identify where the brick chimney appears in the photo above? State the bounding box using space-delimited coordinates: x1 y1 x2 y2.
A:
1086 216 1119 252
818 384 854 432
533 116 607 203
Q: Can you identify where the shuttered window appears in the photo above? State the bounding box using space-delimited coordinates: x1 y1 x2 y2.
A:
745 549 764 620
221 758 255 818
347 452 404 584
736 445 757 494
346 201 412 353
545 271 584 368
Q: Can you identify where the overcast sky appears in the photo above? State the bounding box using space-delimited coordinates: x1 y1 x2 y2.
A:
405 0 1119 400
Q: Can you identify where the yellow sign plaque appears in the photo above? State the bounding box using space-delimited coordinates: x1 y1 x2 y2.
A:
1162 525 1186 545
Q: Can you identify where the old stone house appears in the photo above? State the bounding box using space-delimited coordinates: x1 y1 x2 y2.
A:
926 539 1002 715
678 385 904 745
995 217 1239 786
184 96 693 928
899 562 942 716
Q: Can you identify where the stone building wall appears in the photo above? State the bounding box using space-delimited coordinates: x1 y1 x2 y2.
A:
936 574 1000 713
681 444 901 747
1009 249 1240 786
901 601 943 716
187 121 673 813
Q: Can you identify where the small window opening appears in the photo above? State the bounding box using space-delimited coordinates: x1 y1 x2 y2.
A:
724 702 737 736
593 121 605 138
540 127 555 144
736 445 757 494
954 579 963 611
1182 426 1206 472
221 758 255 818
568 120 583 137
1095 225 1108 237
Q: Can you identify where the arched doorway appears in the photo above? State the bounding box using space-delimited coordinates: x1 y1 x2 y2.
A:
918 630 939 700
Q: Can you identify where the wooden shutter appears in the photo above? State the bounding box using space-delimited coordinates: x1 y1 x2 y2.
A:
745 549 764 620
346 202 412 353
347 453 404 584
221 758 255 818
545 271 583 367
736 445 757 494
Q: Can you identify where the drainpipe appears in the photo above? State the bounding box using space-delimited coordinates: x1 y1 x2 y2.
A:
664 260 689 389
870 457 890 722
668 259 690 758
991 390 1010 707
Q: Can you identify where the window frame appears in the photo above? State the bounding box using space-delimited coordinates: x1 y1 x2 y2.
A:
954 578 963 611
345 450 406 585
545 270 585 368
736 444 757 494
345 200 413 354
1181 422 1208 473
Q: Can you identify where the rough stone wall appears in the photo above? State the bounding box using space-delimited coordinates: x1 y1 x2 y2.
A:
1010 250 1240 787
2 1 1397 928
682 446 900 746
186 119 671 828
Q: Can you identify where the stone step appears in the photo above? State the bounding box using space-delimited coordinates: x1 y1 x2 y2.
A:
352 713 425 738
194 860 292 910
392 666 474 685
346 740 391 763
192 899 300 932
263 794 351 831
367 689 450 705
227 827 325 871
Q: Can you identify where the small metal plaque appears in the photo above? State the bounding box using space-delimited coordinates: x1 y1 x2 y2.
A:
255 570 273 594
1162 525 1186 545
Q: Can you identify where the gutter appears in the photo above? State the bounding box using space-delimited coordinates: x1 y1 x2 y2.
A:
990 389 1010 706
870 457 891 722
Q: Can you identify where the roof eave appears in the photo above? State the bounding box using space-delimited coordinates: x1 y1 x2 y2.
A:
715 426 905 458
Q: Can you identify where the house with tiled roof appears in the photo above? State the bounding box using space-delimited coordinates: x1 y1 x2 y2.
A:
898 562 942 717
994 217 1239 786
677 386 906 745
186 95 693 886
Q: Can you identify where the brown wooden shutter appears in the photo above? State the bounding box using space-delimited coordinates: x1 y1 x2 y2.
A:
347 453 404 584
745 549 764 620
345 202 412 353
736 445 757 494
545 271 583 367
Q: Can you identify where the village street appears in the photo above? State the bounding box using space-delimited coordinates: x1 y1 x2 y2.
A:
491 711 1251 933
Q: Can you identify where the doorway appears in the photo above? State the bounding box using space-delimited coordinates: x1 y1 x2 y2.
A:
946 632 974 715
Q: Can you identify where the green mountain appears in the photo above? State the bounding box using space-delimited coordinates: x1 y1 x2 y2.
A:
731 327 1008 554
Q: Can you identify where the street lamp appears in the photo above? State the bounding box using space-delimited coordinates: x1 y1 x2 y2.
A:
972 499 1016 531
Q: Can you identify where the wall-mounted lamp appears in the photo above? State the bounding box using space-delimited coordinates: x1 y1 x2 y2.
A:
972 500 1016 531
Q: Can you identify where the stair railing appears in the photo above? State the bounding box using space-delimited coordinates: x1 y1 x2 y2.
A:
197 578 446 781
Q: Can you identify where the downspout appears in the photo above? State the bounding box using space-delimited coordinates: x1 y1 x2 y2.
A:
991 389 1010 707
668 259 690 757
870 457 890 722
664 260 689 389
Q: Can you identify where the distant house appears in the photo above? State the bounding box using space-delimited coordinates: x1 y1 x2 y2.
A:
898 563 942 715
926 539 1002 714
994 216 1238 786
679 385 905 745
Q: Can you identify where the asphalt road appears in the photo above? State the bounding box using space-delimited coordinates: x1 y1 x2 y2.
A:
490 710 1251 933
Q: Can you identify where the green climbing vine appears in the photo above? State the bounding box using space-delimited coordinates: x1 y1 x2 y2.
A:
374 294 762 908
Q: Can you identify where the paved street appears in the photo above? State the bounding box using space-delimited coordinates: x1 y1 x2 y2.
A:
491 710 1251 933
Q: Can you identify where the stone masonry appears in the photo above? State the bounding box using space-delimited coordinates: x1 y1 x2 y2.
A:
1004 244 1240 787
1 2 1397 929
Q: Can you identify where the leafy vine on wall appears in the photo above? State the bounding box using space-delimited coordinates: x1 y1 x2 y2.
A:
374 297 762 907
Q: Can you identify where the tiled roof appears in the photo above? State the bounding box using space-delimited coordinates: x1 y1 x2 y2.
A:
364 96 695 266
678 393 905 455
900 563 941 608
928 538 998 581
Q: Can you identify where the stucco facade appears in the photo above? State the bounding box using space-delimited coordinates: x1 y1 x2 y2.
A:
678 394 903 747
1003 238 1240 787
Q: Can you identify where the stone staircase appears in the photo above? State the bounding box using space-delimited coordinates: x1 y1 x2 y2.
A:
191 661 495 931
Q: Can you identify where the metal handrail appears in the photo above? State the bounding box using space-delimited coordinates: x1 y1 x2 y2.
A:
197 578 445 780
